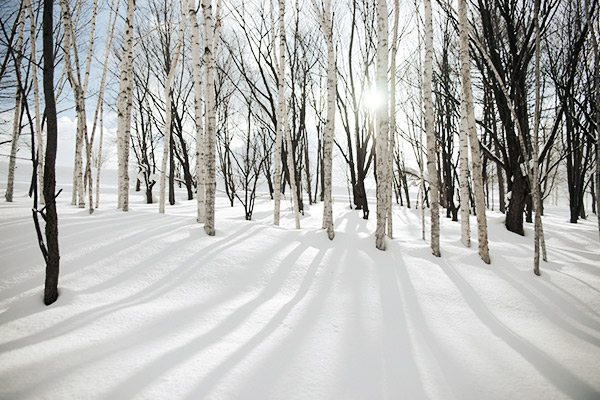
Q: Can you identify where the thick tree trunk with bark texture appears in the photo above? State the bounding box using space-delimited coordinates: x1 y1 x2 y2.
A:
42 0 60 305
375 0 389 251
424 0 440 257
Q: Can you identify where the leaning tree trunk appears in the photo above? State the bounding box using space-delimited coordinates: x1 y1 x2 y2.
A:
90 0 119 209
5 3 26 203
459 0 489 264
375 0 389 251
42 0 60 306
424 0 440 257
116 0 136 212
27 0 45 205
159 22 184 214
312 0 335 240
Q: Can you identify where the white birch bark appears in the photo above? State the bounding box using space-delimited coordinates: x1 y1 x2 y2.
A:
458 104 471 247
459 0 490 263
186 0 205 224
27 0 45 205
90 0 119 209
273 0 300 229
59 0 85 208
375 0 389 251
202 0 218 235
387 0 400 239
116 0 136 211
311 0 334 239
424 0 440 257
4 3 26 203
159 18 185 214
95 102 104 208
271 0 283 226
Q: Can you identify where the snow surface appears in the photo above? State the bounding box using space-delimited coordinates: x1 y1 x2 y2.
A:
1 161 599 400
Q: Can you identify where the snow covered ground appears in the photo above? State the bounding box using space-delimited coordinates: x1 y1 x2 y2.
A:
1 161 599 400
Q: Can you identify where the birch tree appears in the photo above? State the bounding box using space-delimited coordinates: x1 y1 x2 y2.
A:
159 16 185 214
424 0 440 257
458 105 471 247
202 0 223 236
4 2 25 203
311 0 335 240
90 0 120 209
186 0 205 223
375 0 389 251
59 0 100 211
116 0 136 212
272 0 301 229
27 0 44 205
458 0 490 264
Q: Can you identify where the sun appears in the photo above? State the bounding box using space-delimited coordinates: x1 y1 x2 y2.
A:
362 85 384 111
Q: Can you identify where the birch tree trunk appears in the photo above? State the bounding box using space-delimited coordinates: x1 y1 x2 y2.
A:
375 0 389 251
116 0 136 212
159 19 184 214
424 0 440 257
90 0 119 209
59 0 86 208
311 0 334 239
459 0 490 264
95 102 104 208
186 0 205 224
273 0 300 229
202 0 218 235
458 105 471 247
271 0 283 226
27 0 45 205
4 3 26 203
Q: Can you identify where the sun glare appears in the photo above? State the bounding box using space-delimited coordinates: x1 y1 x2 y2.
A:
363 86 383 111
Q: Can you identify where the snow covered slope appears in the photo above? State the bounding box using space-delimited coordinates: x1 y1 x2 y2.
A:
1 162 599 399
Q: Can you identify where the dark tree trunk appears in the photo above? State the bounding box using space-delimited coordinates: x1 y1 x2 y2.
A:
169 129 175 206
42 0 59 306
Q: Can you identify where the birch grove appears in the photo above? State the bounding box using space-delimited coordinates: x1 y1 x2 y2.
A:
1 0 596 269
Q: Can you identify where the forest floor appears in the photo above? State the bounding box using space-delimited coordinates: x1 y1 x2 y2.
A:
1 162 599 399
